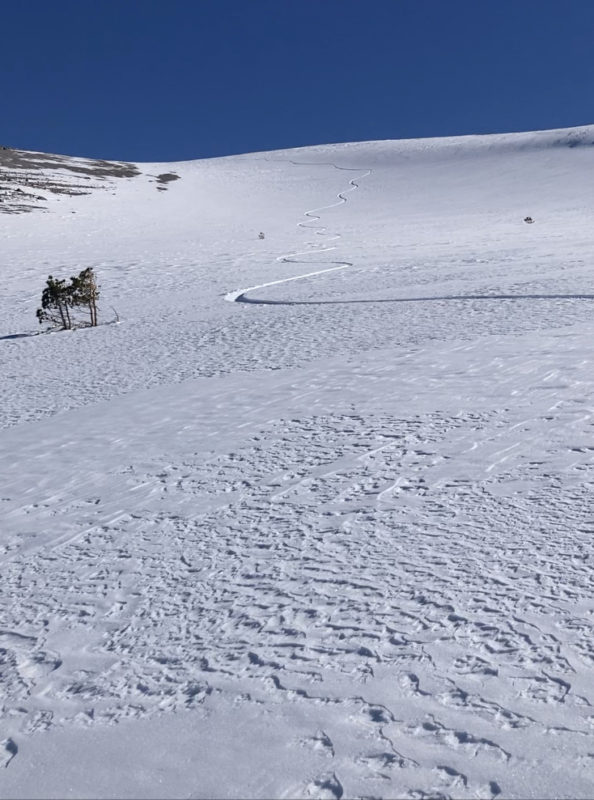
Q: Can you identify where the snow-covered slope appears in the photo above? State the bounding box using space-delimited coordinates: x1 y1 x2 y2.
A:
1 126 594 799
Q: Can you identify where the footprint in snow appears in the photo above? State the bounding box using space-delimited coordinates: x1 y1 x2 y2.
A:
1 738 17 768
305 771 343 799
300 730 335 757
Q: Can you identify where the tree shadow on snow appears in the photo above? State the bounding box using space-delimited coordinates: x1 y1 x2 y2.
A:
0 332 38 340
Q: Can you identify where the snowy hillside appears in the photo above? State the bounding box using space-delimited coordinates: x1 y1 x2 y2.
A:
1 126 593 799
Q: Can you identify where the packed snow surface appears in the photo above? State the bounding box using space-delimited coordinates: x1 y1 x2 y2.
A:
1 126 594 799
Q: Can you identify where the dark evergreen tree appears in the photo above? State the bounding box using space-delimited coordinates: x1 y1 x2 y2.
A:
36 275 73 330
70 267 99 326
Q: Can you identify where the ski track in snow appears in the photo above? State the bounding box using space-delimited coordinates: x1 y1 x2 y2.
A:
1 129 594 798
225 160 371 304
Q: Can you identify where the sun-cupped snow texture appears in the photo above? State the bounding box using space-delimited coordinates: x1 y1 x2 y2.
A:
1 126 594 799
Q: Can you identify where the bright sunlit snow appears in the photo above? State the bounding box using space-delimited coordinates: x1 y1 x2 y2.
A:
1 126 593 799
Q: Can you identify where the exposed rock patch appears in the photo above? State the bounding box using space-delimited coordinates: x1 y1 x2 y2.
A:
0 148 140 214
154 172 180 191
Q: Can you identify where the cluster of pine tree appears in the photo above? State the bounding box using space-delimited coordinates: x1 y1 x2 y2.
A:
36 268 100 330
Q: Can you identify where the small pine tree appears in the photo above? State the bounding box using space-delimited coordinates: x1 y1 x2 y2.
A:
36 275 74 330
71 267 99 326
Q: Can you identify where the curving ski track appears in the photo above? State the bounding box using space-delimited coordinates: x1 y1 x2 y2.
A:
224 161 371 304
225 161 594 310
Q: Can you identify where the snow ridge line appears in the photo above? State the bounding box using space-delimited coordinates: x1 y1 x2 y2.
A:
224 161 371 303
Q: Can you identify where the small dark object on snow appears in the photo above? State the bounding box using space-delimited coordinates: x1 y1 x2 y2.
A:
524 216 534 224
258 231 265 239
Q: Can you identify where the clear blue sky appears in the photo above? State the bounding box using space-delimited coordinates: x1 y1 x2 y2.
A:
3 0 593 162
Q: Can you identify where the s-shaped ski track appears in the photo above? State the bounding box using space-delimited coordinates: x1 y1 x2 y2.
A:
224 161 371 304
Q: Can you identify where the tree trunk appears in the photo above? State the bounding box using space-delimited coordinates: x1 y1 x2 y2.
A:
57 301 68 330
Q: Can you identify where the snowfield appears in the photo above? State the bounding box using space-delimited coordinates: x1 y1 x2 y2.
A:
1 126 594 799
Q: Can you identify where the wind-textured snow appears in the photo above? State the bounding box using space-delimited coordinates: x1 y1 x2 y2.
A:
1 126 594 799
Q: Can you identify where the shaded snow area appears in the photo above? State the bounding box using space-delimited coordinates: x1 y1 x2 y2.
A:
1 126 594 799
